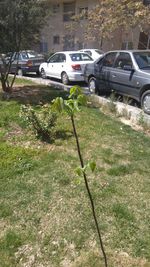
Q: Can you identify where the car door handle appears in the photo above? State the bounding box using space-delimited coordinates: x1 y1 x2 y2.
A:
112 74 116 78
62 65 64 67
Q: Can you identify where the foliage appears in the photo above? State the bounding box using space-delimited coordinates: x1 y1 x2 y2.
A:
0 0 49 53
20 104 57 142
52 86 87 115
70 0 150 48
0 0 49 92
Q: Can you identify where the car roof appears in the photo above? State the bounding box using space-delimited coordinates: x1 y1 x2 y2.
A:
105 49 150 53
54 51 88 54
80 48 97 50
80 48 103 51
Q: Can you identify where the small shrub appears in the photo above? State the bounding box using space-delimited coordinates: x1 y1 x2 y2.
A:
106 100 117 114
20 104 57 142
119 107 131 120
101 91 117 114
138 112 149 131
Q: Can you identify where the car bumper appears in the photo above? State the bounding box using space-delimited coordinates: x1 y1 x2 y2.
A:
68 72 84 82
21 66 40 73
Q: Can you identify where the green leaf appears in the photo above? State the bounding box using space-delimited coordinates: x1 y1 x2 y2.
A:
75 167 83 176
69 86 82 99
52 97 64 113
89 161 96 172
73 100 80 112
77 94 87 106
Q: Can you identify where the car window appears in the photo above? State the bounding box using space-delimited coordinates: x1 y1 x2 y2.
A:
58 53 66 62
103 52 117 67
97 56 105 64
21 52 29 59
84 50 92 56
13 53 22 60
27 51 39 58
70 53 93 61
48 54 60 63
18 53 22 60
114 52 133 69
133 51 150 69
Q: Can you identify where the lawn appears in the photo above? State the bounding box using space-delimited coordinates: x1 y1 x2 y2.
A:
0 78 150 267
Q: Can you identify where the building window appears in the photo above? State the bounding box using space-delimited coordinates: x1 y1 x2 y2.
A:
52 4 60 14
53 35 60 45
63 2 75 22
79 7 88 19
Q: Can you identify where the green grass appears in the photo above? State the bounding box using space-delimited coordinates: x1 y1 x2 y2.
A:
0 83 150 267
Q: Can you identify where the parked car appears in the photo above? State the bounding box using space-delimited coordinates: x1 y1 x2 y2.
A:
79 49 104 60
39 51 93 84
7 50 44 76
84 49 150 114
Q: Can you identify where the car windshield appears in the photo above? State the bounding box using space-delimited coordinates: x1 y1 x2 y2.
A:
133 51 150 69
27 51 40 58
70 53 93 61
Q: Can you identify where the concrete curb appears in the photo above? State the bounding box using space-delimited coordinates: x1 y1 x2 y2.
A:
16 75 71 91
89 94 150 127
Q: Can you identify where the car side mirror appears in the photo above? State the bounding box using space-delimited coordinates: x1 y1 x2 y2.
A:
123 65 134 71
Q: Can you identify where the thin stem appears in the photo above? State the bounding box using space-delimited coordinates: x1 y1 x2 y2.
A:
71 114 108 267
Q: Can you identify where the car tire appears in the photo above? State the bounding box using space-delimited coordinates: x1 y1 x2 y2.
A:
40 68 46 79
88 77 98 94
141 90 150 115
36 70 40 76
17 69 23 76
61 72 69 85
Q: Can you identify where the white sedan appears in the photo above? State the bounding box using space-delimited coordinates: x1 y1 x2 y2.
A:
39 51 93 85
79 49 104 61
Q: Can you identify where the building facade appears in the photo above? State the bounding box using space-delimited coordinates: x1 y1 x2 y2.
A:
38 0 150 54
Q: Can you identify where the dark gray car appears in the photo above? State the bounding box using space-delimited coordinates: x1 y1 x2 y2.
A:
7 50 44 76
84 50 150 114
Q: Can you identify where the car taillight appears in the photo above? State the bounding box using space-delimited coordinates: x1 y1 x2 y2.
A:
71 64 81 70
26 60 33 67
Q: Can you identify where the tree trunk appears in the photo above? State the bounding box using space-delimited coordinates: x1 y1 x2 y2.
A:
0 74 12 93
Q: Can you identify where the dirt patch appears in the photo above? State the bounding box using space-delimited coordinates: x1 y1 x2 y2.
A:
1 84 67 105
120 117 150 136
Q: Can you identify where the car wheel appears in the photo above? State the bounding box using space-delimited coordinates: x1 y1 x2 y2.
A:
88 77 98 94
36 70 40 76
61 72 69 85
40 68 46 79
141 90 150 115
17 69 23 76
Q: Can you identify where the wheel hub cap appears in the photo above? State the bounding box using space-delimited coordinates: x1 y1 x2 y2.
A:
143 95 150 112
89 80 95 93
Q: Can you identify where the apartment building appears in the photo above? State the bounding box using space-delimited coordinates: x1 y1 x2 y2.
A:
39 0 150 54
